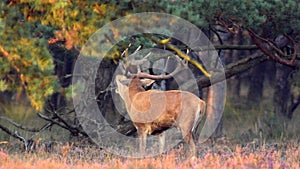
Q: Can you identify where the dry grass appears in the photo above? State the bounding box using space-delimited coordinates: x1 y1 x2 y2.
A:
1 140 300 169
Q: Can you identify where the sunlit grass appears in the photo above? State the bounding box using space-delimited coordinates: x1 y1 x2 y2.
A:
1 141 300 169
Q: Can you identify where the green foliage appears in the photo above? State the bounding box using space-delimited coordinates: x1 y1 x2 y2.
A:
0 80 8 91
161 0 299 36
0 9 56 109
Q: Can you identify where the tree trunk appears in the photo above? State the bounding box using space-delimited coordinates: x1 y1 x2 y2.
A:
198 80 226 142
95 59 120 125
273 63 293 117
227 31 245 98
200 27 229 138
265 61 276 87
247 62 266 105
207 82 225 138
46 43 78 111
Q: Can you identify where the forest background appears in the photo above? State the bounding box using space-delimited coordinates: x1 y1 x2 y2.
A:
0 1 300 168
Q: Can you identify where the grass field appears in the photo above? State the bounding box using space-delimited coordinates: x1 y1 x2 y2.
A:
1 140 300 169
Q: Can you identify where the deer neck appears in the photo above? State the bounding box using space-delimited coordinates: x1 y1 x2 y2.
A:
117 77 146 115
128 78 145 100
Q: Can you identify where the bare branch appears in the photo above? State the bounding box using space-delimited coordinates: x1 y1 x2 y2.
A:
212 44 258 50
216 15 241 34
288 93 300 118
284 34 298 64
247 28 296 67
163 44 258 51
46 102 77 132
37 113 70 130
96 84 115 99
210 27 224 46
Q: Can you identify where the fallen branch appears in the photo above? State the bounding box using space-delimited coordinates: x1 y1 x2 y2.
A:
37 112 88 137
144 34 212 78
0 115 55 151
0 123 24 141
0 116 43 132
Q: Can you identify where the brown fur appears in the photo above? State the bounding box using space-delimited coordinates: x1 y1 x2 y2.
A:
115 75 206 157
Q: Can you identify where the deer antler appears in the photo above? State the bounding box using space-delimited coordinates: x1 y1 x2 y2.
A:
129 52 152 73
124 53 188 80
133 55 189 80
118 44 189 80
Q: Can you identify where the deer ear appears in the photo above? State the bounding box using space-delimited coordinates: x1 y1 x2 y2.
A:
140 79 155 87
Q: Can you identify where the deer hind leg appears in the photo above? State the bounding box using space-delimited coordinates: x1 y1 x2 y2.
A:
183 132 196 158
137 128 147 156
158 132 165 154
178 118 197 158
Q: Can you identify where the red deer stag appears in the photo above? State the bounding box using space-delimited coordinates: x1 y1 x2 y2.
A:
115 56 206 157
